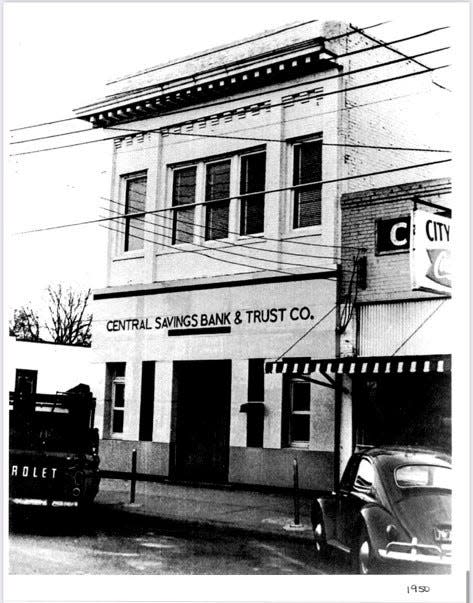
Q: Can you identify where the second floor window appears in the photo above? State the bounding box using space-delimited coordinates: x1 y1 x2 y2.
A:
124 174 147 251
293 139 322 229
205 160 231 240
169 149 266 246
172 166 197 244
240 151 266 235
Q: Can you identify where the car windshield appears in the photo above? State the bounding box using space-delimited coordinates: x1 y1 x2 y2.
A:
394 464 451 490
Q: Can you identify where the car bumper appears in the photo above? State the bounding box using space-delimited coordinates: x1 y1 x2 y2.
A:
378 540 451 570
10 497 78 507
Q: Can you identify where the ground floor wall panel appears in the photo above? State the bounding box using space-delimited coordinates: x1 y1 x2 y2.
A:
229 447 333 491
99 440 333 491
100 440 170 476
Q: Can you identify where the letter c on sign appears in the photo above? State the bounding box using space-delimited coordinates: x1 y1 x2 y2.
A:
390 221 408 247
106 321 113 332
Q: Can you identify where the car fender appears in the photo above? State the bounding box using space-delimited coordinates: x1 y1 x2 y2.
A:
312 496 337 541
359 504 398 554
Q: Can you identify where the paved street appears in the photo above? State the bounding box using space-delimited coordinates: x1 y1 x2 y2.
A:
9 505 346 575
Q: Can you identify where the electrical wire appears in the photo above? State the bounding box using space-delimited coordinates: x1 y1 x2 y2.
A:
103 206 341 263
348 22 451 91
105 195 361 253
9 116 81 133
15 157 451 235
10 44 450 151
101 208 337 272
10 62 450 156
95 27 446 127
390 299 448 356
99 219 294 276
338 26 449 61
273 304 338 361
79 87 440 159
108 19 321 85
9 20 389 133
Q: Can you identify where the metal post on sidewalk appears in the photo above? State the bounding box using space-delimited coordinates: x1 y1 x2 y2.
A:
293 457 300 526
284 456 306 531
130 448 137 504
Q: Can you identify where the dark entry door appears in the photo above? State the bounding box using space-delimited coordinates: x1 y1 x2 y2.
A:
173 360 231 483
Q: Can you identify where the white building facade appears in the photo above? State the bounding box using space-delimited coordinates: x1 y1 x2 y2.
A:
76 21 448 490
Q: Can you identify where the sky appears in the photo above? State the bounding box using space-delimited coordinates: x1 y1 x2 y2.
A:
3 2 462 318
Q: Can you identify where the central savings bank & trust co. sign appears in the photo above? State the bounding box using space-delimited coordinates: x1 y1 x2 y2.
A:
106 305 317 332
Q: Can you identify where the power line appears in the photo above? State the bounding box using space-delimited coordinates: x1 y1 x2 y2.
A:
10 62 450 157
102 209 346 275
101 207 337 272
391 299 448 356
15 157 451 235
10 126 95 145
79 88 437 159
274 304 338 361
10 121 452 153
105 195 356 255
94 36 448 129
9 115 80 133
109 19 320 86
9 20 389 134
348 22 451 91
99 220 294 276
10 44 449 151
10 28 450 146
339 26 449 61
349 23 434 72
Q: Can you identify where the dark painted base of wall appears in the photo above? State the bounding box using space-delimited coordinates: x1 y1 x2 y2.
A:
229 447 334 491
99 439 334 492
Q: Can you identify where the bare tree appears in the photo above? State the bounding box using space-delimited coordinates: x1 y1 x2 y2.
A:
9 306 41 341
45 285 92 346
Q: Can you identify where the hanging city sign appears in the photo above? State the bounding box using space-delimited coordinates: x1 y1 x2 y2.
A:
410 209 451 294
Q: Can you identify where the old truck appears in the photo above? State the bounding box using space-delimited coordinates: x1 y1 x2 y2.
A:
9 383 100 507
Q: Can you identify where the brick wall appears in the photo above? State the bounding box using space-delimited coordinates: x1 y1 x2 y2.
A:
323 22 450 194
340 178 451 303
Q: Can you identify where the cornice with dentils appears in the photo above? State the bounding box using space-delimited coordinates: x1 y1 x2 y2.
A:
74 39 337 128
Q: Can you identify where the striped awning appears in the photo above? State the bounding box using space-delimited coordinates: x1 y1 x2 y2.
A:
265 354 451 376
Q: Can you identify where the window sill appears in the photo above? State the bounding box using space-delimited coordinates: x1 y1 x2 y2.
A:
236 233 265 242
289 442 310 449
113 250 145 261
285 225 322 237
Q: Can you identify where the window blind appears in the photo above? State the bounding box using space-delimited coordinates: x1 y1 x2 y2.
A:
240 152 266 235
173 166 197 244
293 140 322 229
205 160 230 240
125 176 147 251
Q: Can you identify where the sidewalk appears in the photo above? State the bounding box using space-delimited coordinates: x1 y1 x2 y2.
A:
96 478 317 542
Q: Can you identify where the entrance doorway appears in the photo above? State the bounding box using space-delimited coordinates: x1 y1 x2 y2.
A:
172 360 231 483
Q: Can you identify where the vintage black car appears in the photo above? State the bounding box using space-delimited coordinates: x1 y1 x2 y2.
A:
311 447 451 574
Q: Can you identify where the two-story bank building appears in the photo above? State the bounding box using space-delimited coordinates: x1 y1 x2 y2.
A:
75 21 448 490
